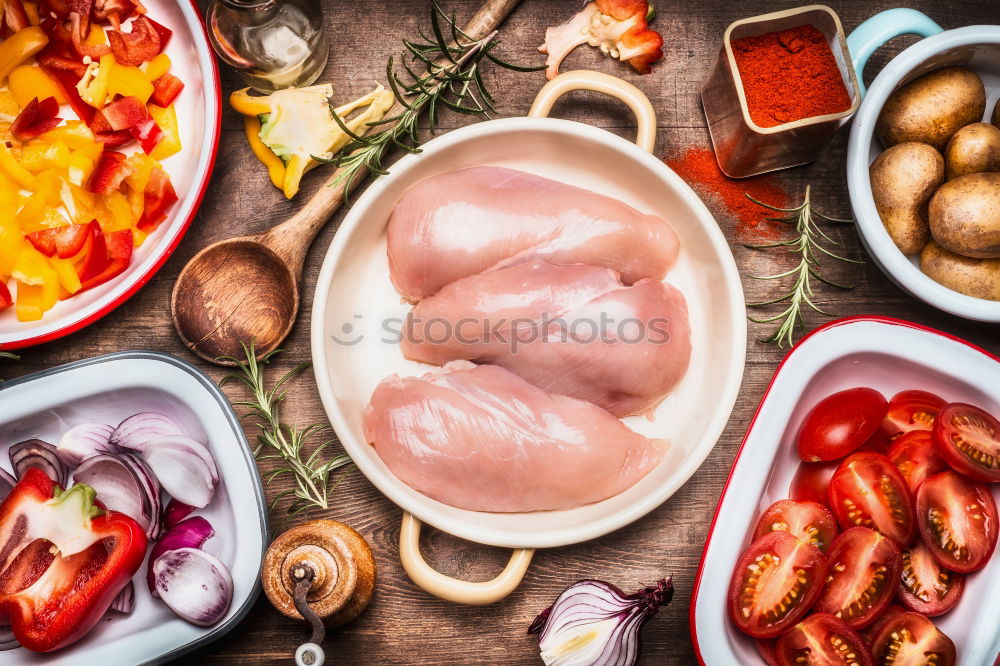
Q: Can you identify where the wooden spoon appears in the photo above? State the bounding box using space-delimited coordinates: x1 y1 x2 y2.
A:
172 0 524 365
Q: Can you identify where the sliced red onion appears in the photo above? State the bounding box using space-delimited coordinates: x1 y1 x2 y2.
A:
73 454 155 536
0 468 16 503
110 580 135 614
110 412 185 453
117 454 162 539
9 439 67 486
147 516 214 595
152 547 233 627
56 423 116 468
163 498 195 528
0 625 18 651
528 577 673 666
148 436 218 483
141 441 216 508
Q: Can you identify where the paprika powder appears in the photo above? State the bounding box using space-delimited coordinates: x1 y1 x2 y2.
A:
731 24 851 127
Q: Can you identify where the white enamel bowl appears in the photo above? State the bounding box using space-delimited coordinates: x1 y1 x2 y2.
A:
847 25 1000 322
0 0 221 348
310 71 746 601
691 317 1000 666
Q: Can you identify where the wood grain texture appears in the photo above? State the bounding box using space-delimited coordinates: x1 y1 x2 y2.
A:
3 0 1000 664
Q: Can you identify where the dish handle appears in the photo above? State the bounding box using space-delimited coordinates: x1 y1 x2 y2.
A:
399 512 534 605
845 9 943 97
528 69 657 154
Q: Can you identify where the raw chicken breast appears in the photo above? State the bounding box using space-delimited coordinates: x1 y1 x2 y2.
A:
400 261 691 417
364 361 665 512
387 166 680 301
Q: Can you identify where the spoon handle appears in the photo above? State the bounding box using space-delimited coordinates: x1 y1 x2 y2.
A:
258 0 524 274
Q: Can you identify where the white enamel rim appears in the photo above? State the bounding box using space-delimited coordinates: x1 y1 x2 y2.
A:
690 317 1000 666
846 26 1000 322
310 116 747 549
0 0 222 348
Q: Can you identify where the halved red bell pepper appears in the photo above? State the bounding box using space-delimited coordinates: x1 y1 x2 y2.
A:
86 150 132 194
9 97 63 141
0 468 147 653
150 72 183 107
0 282 11 311
137 165 175 232
25 222 91 258
106 15 160 65
78 227 130 290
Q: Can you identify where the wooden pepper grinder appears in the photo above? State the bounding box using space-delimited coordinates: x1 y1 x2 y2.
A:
262 520 376 665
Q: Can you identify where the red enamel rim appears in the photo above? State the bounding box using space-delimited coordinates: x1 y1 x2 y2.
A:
0 1 222 351
688 315 999 665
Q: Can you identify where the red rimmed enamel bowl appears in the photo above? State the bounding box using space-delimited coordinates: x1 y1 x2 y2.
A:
690 316 1000 666
0 0 221 350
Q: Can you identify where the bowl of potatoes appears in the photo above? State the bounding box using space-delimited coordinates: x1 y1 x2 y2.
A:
847 24 1000 321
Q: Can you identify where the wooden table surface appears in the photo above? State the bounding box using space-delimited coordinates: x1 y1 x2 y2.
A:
4 0 1000 663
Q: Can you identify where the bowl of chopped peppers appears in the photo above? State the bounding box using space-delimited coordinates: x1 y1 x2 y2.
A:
0 0 220 348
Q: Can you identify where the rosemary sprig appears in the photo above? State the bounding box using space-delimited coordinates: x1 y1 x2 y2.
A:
317 0 542 201
219 341 351 519
0 351 17 382
744 186 862 348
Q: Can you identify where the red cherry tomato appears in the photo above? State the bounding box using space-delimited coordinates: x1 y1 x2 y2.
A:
813 527 902 629
797 387 888 462
870 612 956 666
828 453 916 546
887 430 950 494
789 461 839 507
727 531 828 638
932 402 1000 482
752 499 838 552
775 613 874 666
898 541 964 616
882 390 947 440
755 638 779 666
860 603 907 649
915 470 998 573
857 428 893 454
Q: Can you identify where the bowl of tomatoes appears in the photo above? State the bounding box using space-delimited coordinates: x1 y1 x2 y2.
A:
690 316 1000 666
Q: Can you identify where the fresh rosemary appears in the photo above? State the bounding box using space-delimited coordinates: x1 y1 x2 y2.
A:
0 351 17 382
744 186 862 347
318 0 542 200
220 342 351 518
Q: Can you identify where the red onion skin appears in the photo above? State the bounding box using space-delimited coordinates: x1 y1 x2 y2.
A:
163 499 195 528
147 516 214 596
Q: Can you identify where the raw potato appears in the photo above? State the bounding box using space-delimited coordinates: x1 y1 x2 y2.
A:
929 172 1000 258
921 240 1000 300
876 67 986 150
869 142 944 255
993 99 1000 128
944 123 1000 180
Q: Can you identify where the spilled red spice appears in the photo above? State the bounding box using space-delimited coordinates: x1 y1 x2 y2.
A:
665 146 788 241
731 24 851 127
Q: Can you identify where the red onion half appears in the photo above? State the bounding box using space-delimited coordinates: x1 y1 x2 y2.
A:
110 580 135 615
528 577 673 666
152 547 233 627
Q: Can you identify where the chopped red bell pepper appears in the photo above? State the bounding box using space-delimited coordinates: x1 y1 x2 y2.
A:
92 0 137 27
150 72 183 107
3 0 30 32
40 65 94 122
0 282 11 311
78 227 131 290
10 97 63 141
93 95 147 131
106 15 160 65
37 17 89 76
70 218 106 283
93 129 133 147
70 10 111 59
144 15 171 47
130 116 161 154
0 468 147 653
86 150 132 194
26 223 92 259
137 166 176 232
39 0 72 20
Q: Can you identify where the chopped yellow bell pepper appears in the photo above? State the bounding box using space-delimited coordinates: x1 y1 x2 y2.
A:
15 192 45 233
85 26 107 46
34 169 63 207
24 2 40 25
148 104 181 160
243 115 284 189
101 192 132 232
50 257 81 295
0 143 36 190
125 153 157 192
0 90 20 117
15 279 57 321
108 62 153 104
67 152 94 187
229 88 271 116
0 228 22 281
9 65 67 107
142 53 171 82
20 141 71 172
0 27 48 83
12 245 56 286
38 121 100 152
76 54 115 109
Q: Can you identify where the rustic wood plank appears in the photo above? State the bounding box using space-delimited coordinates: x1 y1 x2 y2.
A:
2 0 999 664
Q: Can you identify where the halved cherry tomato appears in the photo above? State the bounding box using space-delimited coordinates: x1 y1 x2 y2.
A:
860 604 906 649
932 402 1000 482
915 470 998 573
813 527 901 629
898 541 964 617
775 613 874 666
881 390 946 441
789 461 839 507
755 638 779 666
870 612 955 666
727 531 828 638
798 388 888 462
887 431 949 494
752 499 838 552
857 429 893 455
828 453 916 546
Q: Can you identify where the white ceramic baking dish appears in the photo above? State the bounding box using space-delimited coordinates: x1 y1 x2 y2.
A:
311 70 746 604
0 352 267 664
690 316 1000 666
